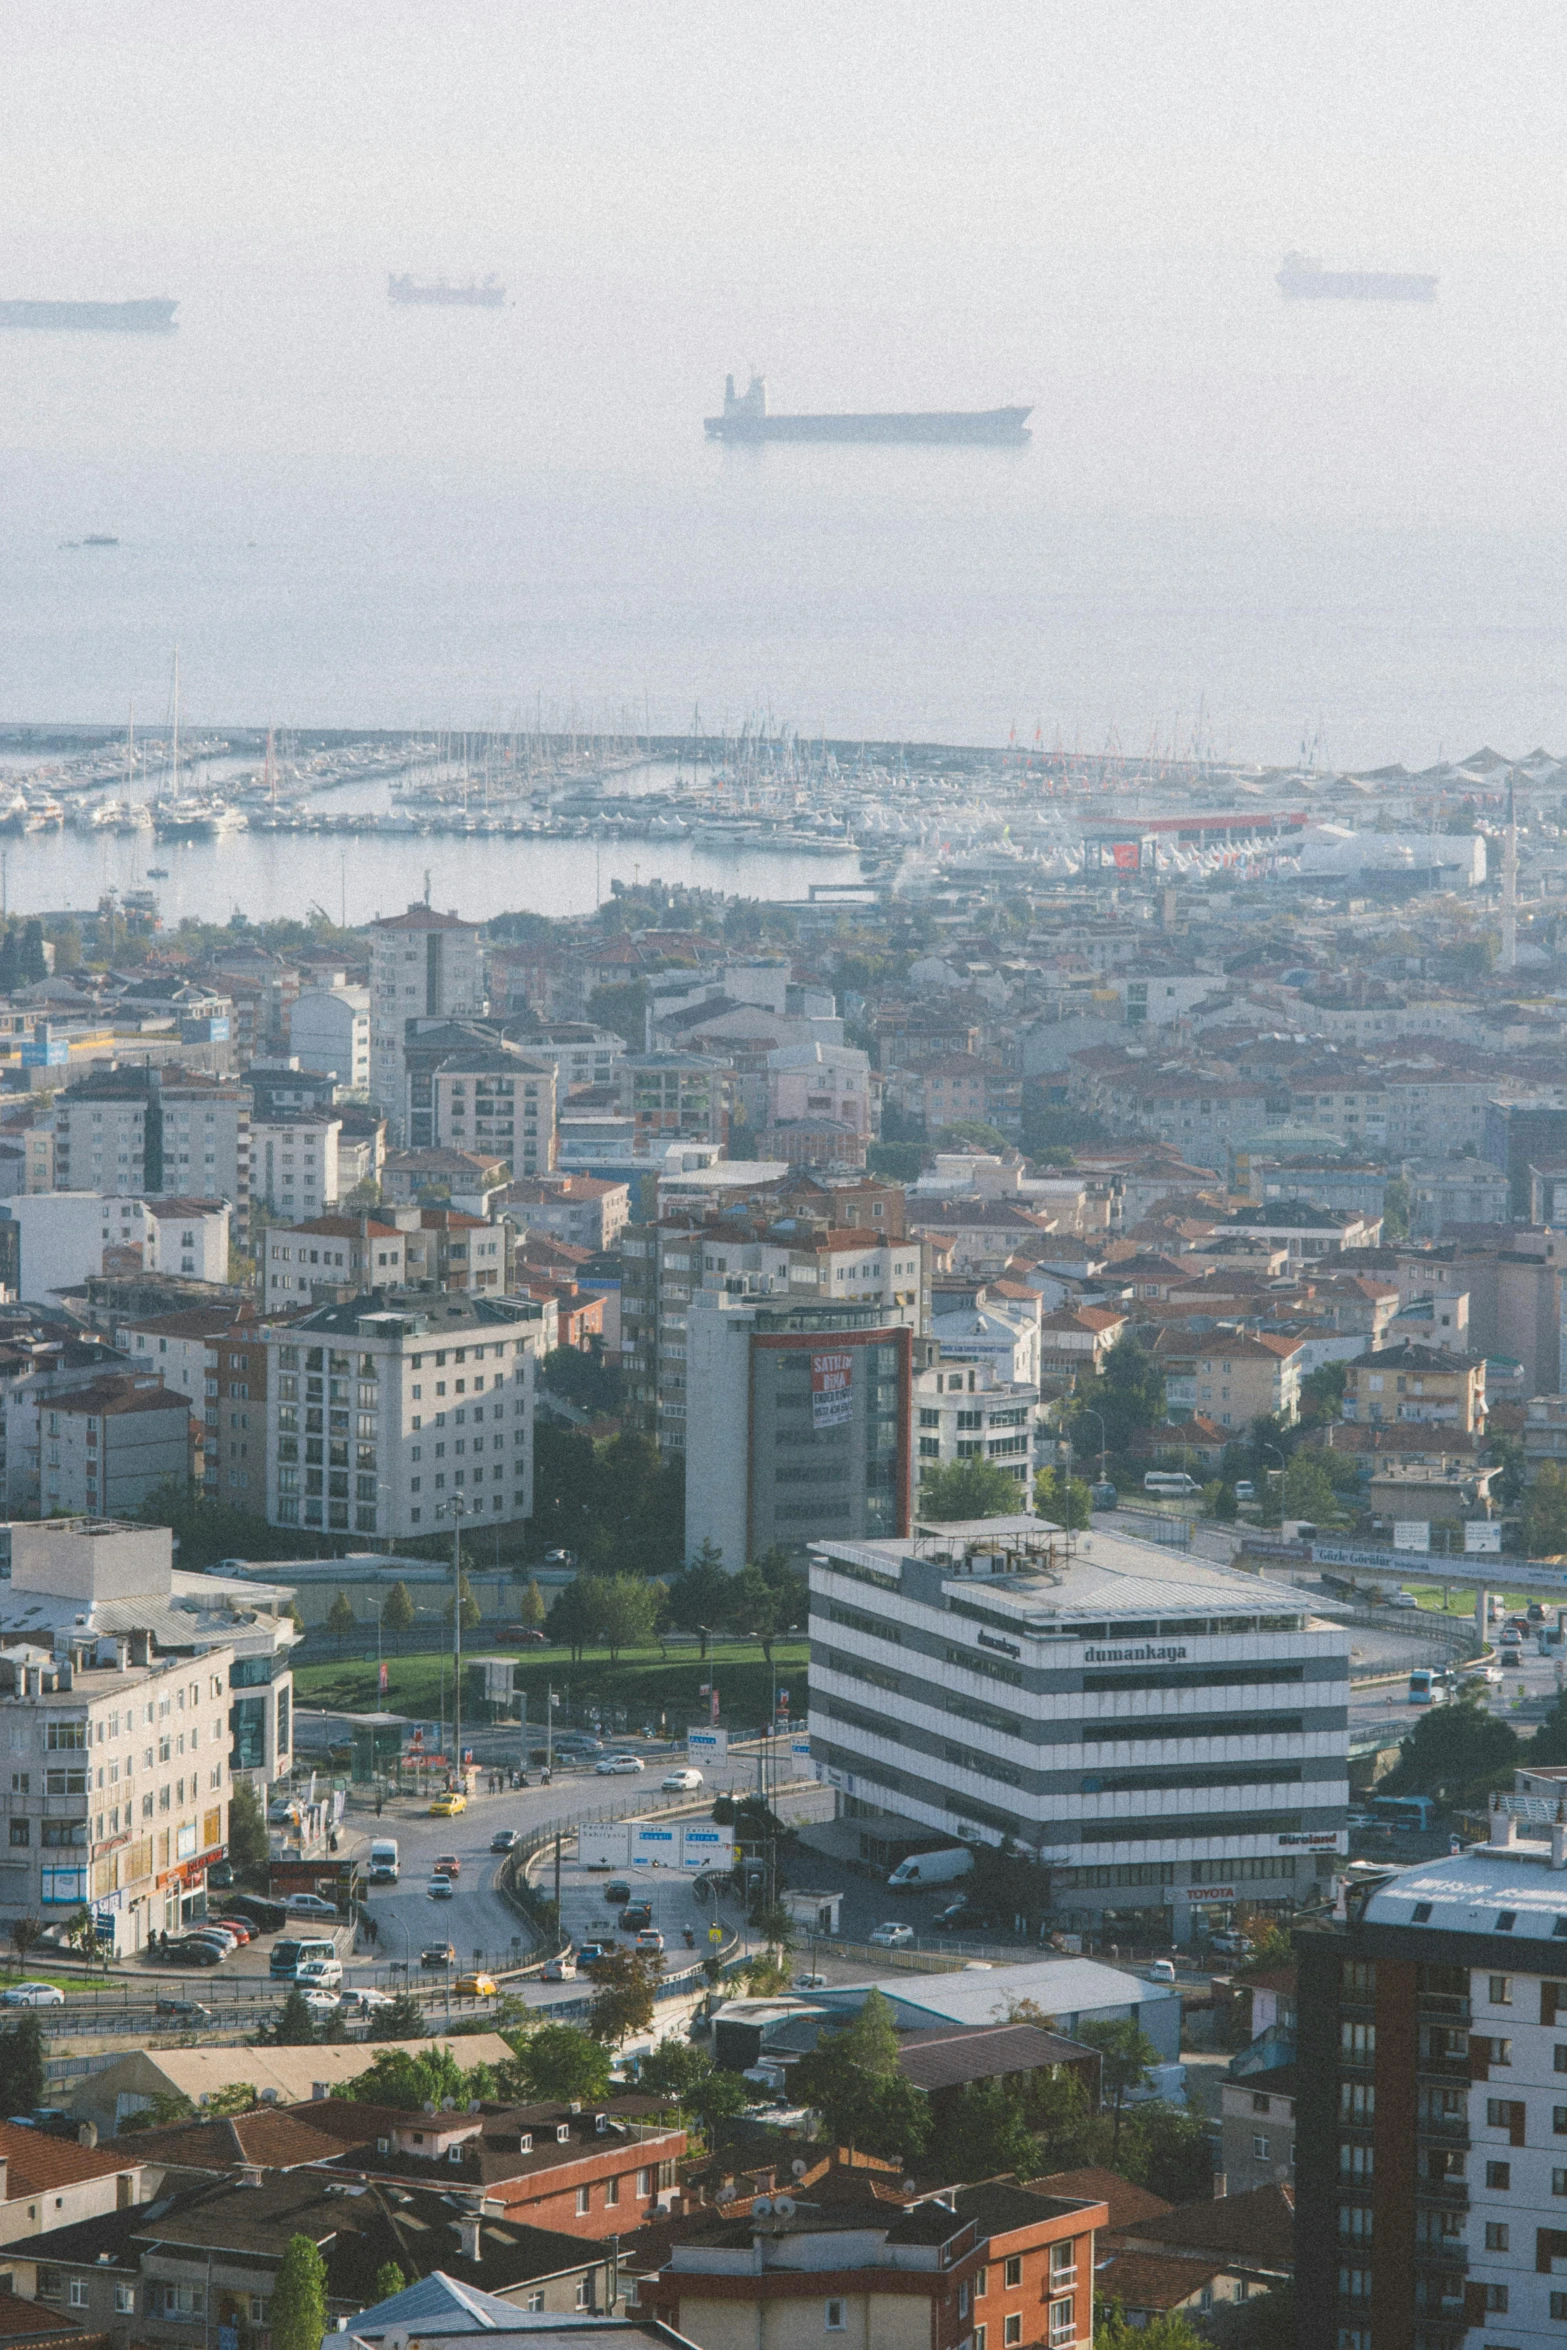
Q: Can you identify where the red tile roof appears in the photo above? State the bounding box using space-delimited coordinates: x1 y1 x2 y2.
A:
1026 2168 1173 2231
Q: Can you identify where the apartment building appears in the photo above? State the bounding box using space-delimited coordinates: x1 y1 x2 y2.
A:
684 1300 913 1566
261 1215 407 1313
1341 1340 1487 1434
249 1109 341 1220
501 1175 629 1254
203 1323 267 1511
261 1288 543 1541
33 1378 194 1518
1192 1332 1305 1430
517 1023 627 1097
914 1356 1039 1492
617 1053 728 1150
288 984 370 1092
640 2180 1107 2350
810 1517 1349 1943
368 907 484 1141
429 1041 555 1178
1218 2063 1296 2199
1295 1808 1567 2350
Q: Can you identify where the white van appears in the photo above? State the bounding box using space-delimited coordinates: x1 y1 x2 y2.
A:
1143 1471 1200 1496
368 1839 399 1884
295 1957 343 1991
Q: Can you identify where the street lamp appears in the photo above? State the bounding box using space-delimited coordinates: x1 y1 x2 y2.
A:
436 1495 482 1787
1077 1406 1108 1487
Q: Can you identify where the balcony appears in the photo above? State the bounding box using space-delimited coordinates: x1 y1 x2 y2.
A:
1416 2118 1470 2147
1412 2244 1469 2275
1416 2053 1472 2082
1415 2180 1469 2210
1418 1995 1471 2023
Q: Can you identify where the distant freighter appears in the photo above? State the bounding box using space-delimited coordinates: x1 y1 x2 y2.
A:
1277 252 1437 303
704 373 1031 444
388 274 506 308
0 298 177 332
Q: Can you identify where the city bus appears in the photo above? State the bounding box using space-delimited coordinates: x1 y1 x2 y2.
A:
1371 1794 1439 1833
1408 1667 1450 1706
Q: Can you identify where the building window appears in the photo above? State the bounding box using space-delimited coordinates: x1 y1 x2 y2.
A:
576 2187 590 2215
1482 2285 1509 2313
1487 2162 1511 2189
1490 1975 1512 2004
1003 2319 1022 2347
1253 2134 1270 2159
824 2304 846 2334
115 2288 134 2315
1003 2258 1022 2290
1048 2302 1075 2350
67 2283 88 2311
1485 2222 1510 2252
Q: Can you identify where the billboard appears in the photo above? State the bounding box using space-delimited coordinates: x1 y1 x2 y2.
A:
687 1726 729 1762
811 1350 854 1430
1393 1521 1431 1552
1465 1521 1503 1554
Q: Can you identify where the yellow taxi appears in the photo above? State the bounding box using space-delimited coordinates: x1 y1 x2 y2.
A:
428 1791 467 1817
456 1971 497 1999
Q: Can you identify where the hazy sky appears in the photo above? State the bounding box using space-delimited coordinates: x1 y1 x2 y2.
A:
9 3 1567 277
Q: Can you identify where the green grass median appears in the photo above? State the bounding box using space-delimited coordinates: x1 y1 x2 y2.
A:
294 1636 809 1738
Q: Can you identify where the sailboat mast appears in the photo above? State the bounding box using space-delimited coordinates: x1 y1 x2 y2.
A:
170 648 180 797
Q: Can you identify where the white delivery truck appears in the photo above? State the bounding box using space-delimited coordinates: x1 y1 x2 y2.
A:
368 1839 399 1884
887 1847 974 1891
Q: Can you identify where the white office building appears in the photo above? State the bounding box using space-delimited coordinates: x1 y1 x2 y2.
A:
250 1109 341 1221
913 1357 1039 1493
809 1515 1349 1945
261 1288 544 1541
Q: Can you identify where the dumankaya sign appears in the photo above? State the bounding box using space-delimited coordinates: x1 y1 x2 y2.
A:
1084 1643 1189 1665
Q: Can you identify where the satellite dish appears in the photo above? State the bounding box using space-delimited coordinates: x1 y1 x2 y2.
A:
753 2197 773 2216
791 2159 808 2178
774 2195 796 2217
715 2185 736 2205
901 2179 917 2195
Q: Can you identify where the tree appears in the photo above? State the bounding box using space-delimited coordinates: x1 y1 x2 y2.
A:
834 1987 900 2073
228 1779 269 1879
546 1578 598 1664
1283 1449 1339 1524
1070 1333 1165 1457
263 1988 317 2047
270 2235 329 2350
0 2014 46 2116
592 1574 658 1664
919 1456 1022 1521
335 2045 471 2106
445 1573 481 1634
508 2022 613 2102
8 1918 40 1977
118 2089 198 2134
381 1581 415 1635
327 1592 357 1639
1528 1462 1567 1557
1095 2307 1206 2350
633 2040 750 2140
970 1841 1051 1935
372 2265 406 2304
732 1564 785 1660
366 1990 427 2042
667 1550 735 1658
1076 2019 1157 2155
1201 1479 1238 1522
204 2081 260 2118
1299 1362 1348 1428
943 2079 1040 2181
1119 2100 1214 2201
0 929 20 994
791 1989 931 2161
1034 1466 1091 1529
519 1578 547 1631
18 921 46 985
1382 1176 1412 1242
1380 1682 1519 1807
587 1951 659 2045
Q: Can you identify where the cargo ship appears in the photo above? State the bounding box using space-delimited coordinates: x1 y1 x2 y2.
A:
704 373 1030 444
0 297 177 332
388 274 506 308
1277 252 1437 302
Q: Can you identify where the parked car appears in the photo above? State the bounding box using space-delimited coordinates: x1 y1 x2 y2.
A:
491 1829 519 1853
794 1972 828 1991
619 1903 653 1931
285 1894 339 1921
1386 1591 1420 1610
635 1930 665 1955
211 1917 253 1943
604 1882 633 1906
187 1924 238 1950
456 1971 497 1999
869 1922 915 1950
662 1767 704 1791
933 1900 995 1934
167 1941 223 1968
1233 1479 1256 1501
1144 1960 1177 1983
429 1792 467 1817
1210 1931 1254 1959
542 1549 576 1569
206 1860 235 1890
509 1629 549 1646
421 1943 455 1968
596 1754 644 1775
427 1876 455 1901
0 1982 63 2006
541 1956 577 1982
433 1855 461 1879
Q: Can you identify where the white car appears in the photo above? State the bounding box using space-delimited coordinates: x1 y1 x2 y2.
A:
347 1988 394 2015
794 1972 828 1991
0 1982 63 2007
541 1956 577 1982
300 1988 341 2015
661 1767 704 1792
869 1922 915 1950
595 1755 645 1776
427 1876 455 1900
1386 1592 1420 1610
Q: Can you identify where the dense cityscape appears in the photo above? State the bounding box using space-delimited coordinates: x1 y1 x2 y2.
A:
0 738 1554 2346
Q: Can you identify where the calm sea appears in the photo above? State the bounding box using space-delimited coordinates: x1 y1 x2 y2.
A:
3 243 1567 924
